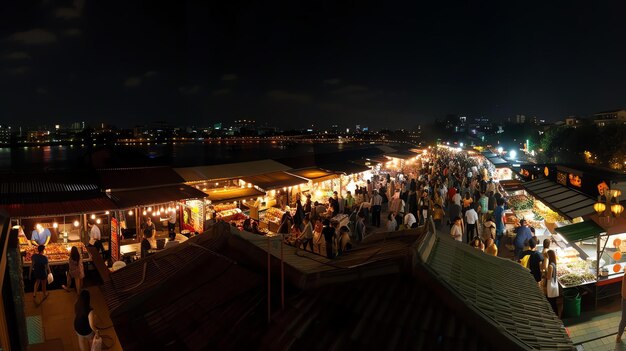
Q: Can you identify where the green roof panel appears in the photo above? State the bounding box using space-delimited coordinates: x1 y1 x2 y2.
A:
555 221 605 242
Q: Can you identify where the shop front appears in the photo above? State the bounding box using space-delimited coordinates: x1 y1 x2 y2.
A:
286 168 340 204
320 162 372 197
108 184 207 261
203 186 265 230
239 171 308 220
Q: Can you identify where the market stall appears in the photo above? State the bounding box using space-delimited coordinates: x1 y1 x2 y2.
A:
203 186 265 229
320 162 372 196
239 171 308 218
286 168 339 203
21 241 91 266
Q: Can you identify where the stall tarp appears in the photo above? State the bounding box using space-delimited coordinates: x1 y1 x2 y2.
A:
0 195 117 218
174 160 292 182
522 178 596 220
486 156 509 168
240 172 308 191
555 220 605 242
320 163 370 175
109 184 207 209
204 187 265 203
286 168 338 183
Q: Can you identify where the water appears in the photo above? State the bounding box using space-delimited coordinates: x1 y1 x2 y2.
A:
0 141 355 171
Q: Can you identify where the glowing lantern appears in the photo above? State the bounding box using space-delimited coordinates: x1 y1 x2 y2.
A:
614 264 623 273
614 238 622 248
612 189 622 198
614 252 623 261
594 202 606 215
611 203 624 217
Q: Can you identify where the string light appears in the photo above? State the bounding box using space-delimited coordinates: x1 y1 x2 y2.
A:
74 220 80 227
143 210 147 216
91 214 96 220
96 219 101 224
128 210 134 216
52 222 58 228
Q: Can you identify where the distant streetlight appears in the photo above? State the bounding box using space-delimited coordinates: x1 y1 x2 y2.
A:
497 147 503 154
509 150 517 159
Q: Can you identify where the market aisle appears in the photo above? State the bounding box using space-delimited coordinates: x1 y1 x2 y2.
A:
24 286 122 351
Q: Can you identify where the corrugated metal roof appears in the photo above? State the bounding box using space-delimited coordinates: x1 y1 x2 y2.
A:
240 172 308 191
422 234 574 350
0 195 117 218
174 159 292 182
555 220 605 242
96 167 185 190
286 168 338 183
319 162 371 175
102 223 266 351
108 184 207 209
522 178 596 220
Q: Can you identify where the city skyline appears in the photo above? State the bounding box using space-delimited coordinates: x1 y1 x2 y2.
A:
1 1 626 129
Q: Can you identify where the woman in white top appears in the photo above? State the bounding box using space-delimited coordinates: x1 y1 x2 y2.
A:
450 216 463 241
297 215 314 251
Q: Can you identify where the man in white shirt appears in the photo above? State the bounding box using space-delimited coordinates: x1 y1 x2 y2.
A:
88 221 104 255
403 212 417 229
464 204 479 244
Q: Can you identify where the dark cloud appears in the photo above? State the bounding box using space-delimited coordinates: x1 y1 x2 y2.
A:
55 8 81 19
8 28 57 45
2 51 31 60
4 66 30 75
267 90 313 104
212 88 230 96
63 28 82 36
324 78 341 85
124 77 142 87
179 85 202 95
221 74 237 81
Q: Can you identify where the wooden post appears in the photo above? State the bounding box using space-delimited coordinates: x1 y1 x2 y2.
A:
281 234 285 310
267 235 271 323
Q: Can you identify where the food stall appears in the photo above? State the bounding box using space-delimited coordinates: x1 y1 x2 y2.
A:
21 241 91 266
203 186 265 229
320 163 372 196
286 168 339 203
239 171 309 219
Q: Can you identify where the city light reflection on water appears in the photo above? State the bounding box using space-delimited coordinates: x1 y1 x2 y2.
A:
0 142 358 171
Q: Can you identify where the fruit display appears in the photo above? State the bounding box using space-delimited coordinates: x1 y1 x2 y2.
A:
22 242 89 265
508 195 533 211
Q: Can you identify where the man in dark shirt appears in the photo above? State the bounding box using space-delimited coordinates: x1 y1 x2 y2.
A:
321 219 336 259
514 219 533 259
520 238 544 282
448 202 462 229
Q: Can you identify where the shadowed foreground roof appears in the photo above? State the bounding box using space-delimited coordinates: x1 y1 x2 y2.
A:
101 222 265 351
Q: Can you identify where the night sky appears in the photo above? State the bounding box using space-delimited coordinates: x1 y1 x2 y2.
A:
1 1 626 129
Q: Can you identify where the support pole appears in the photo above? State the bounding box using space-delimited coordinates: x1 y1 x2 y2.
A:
267 234 271 323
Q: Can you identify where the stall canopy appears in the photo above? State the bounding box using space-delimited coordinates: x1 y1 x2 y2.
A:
385 151 417 160
204 187 265 203
108 184 207 209
174 160 291 183
320 162 370 175
500 179 524 192
286 168 338 183
522 178 597 220
240 172 307 191
554 220 605 242
486 155 509 168
97 167 185 191
0 195 117 219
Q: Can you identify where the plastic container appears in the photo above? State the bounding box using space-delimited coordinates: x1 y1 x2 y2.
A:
563 288 581 318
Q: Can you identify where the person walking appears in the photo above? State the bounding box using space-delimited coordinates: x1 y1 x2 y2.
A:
30 245 51 300
355 211 366 241
386 212 397 232
464 204 479 244
493 198 506 246
296 215 314 252
370 190 383 227
62 246 84 294
74 290 99 351
450 217 463 241
87 221 104 256
322 219 336 259
545 250 559 316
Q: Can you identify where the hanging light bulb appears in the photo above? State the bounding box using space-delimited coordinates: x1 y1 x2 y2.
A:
105 211 110 215
128 210 134 216
91 214 96 220
147 207 152 212
160 207 165 213
52 222 58 228
156 211 161 216
96 219 101 224
143 210 147 216
73 220 80 227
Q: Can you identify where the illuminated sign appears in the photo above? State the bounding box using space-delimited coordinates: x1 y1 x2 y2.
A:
568 174 582 187
557 172 567 186
544 167 549 177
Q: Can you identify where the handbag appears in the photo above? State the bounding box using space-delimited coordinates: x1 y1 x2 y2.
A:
47 272 54 285
546 263 559 298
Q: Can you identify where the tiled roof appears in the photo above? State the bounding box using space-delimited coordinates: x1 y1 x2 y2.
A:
240 171 308 191
0 170 102 205
96 167 185 190
102 222 265 351
419 233 574 350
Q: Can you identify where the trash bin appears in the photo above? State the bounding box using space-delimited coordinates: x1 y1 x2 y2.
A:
563 288 581 318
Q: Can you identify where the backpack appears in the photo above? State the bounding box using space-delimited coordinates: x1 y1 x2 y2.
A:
519 254 531 269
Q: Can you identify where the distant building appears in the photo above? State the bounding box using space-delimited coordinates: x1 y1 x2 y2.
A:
0 125 11 145
593 109 626 126
564 116 583 127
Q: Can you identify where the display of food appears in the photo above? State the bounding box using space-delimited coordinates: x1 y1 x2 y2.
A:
264 207 286 224
214 203 237 212
508 195 533 211
22 242 89 265
559 273 587 287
